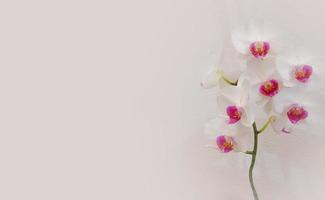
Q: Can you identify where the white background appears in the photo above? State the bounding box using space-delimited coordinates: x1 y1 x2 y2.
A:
1 0 325 199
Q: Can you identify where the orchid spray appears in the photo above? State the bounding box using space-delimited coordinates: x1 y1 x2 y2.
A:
201 20 324 199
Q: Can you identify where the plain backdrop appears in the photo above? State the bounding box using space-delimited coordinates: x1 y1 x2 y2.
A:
1 0 325 199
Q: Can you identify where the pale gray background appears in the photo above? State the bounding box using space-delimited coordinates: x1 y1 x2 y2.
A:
1 0 325 199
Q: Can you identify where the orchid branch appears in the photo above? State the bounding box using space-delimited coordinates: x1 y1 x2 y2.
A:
248 117 273 200
249 122 259 200
221 76 238 86
216 70 238 86
202 19 318 199
257 116 274 134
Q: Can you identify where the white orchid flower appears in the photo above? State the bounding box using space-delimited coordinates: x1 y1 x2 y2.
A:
204 116 252 153
247 71 286 114
231 20 280 60
217 76 257 127
276 54 324 89
230 20 283 85
270 87 322 134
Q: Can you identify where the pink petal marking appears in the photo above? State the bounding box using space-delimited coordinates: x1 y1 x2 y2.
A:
294 64 313 83
259 79 279 97
216 135 236 153
226 105 242 124
281 128 292 134
249 41 270 58
287 104 308 124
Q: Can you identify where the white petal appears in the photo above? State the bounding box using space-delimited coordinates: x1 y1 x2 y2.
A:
272 84 324 121
309 57 325 79
219 42 245 76
235 77 250 106
246 57 277 82
275 57 293 82
220 85 243 105
248 83 270 108
271 115 292 134
240 100 256 127
240 68 261 85
257 95 270 108
230 125 253 151
204 116 228 139
231 26 251 55
272 91 292 114
200 69 221 89
216 95 233 113
237 75 251 89
263 100 274 114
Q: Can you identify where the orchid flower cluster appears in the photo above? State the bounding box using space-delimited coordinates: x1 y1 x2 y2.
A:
201 22 323 199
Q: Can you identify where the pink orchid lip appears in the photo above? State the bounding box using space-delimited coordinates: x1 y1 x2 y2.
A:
216 135 235 153
287 104 308 124
294 64 313 83
259 79 279 97
226 105 242 124
249 41 270 58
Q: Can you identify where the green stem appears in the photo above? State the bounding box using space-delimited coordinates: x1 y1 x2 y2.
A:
216 70 238 86
257 116 273 134
245 151 254 155
221 76 238 86
249 122 259 200
248 117 273 199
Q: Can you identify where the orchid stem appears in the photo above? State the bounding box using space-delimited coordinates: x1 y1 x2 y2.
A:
245 151 254 155
221 76 238 86
257 116 273 134
248 117 273 199
216 70 238 86
249 122 259 200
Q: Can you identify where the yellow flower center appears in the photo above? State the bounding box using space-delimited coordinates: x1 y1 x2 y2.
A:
295 69 305 79
255 41 264 53
264 81 273 91
289 107 303 115
223 138 234 148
